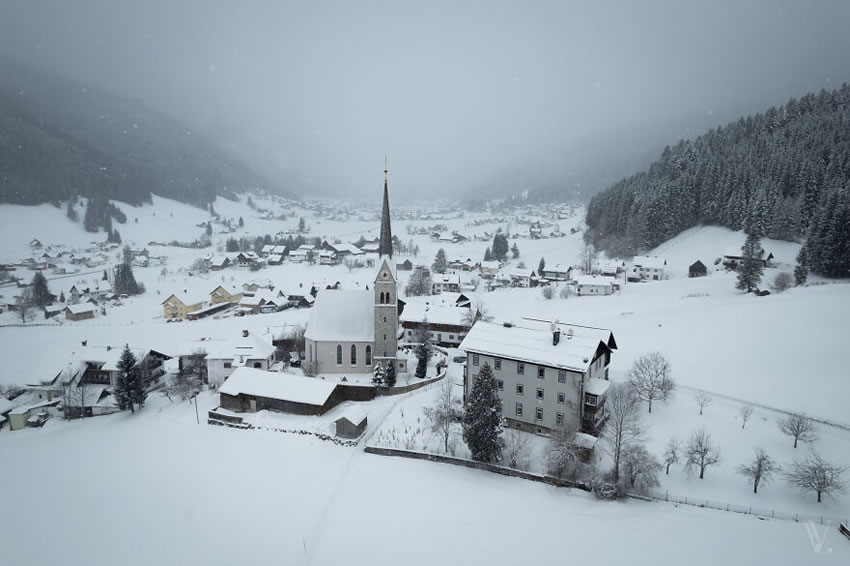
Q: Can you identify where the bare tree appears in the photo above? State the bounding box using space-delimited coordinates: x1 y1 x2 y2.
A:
684 427 720 479
504 429 531 471
462 300 493 327
423 377 462 454
541 286 554 300
627 351 675 413
694 391 712 415
663 436 681 475
785 452 847 503
739 405 754 429
602 383 643 482
777 413 818 448
16 289 33 323
621 444 661 494
772 272 793 293
737 447 781 494
63 381 96 419
546 426 582 480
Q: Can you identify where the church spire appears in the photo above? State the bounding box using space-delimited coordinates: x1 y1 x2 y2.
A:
378 157 393 257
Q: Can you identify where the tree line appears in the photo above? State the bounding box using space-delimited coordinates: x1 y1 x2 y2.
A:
585 84 850 277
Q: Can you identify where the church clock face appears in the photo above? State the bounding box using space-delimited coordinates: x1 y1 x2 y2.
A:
382 272 388 278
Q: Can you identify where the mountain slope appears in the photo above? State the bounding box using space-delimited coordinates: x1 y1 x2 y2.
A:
0 57 276 207
585 84 850 275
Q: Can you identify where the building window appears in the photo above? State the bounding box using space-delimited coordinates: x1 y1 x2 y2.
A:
556 412 564 426
379 291 385 304
497 380 504 391
449 334 454 340
517 362 525 375
535 408 543 421
365 345 372 366
515 403 523 417
408 330 413 336
494 358 502 370
557 392 565 404
336 345 343 365
473 354 479 366
351 344 357 365
536 388 544 400
516 383 524 395
558 370 566 383
253 362 262 369
537 366 545 379
437 333 442 342
585 393 598 406
223 362 232 369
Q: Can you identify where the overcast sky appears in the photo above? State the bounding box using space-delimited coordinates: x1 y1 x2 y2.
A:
2 0 849 199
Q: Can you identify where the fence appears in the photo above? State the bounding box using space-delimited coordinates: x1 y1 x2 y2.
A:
644 489 849 526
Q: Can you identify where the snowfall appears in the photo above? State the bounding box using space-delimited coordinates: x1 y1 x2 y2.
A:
0 194 849 565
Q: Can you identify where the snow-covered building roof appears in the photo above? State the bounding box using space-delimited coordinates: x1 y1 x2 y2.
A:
632 256 667 269
573 275 616 287
432 272 461 285
305 290 375 342
0 396 18 415
399 302 469 327
542 263 571 274
459 318 616 374
65 303 95 315
335 405 368 426
219 368 337 407
480 260 502 271
584 378 611 396
203 331 275 362
573 432 599 450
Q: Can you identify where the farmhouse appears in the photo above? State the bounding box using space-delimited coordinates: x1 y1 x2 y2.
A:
218 367 344 416
595 259 625 277
479 260 502 278
574 275 616 296
399 300 472 347
631 256 666 281
210 285 243 305
723 246 774 269
459 319 617 434
431 272 461 294
196 330 276 386
539 264 571 281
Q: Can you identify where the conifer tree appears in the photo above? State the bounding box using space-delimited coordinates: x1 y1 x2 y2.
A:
432 248 448 274
491 233 509 262
31 271 51 308
794 245 809 285
372 363 386 387
538 257 546 274
415 341 428 379
511 242 520 259
384 361 396 388
115 345 137 412
736 233 764 292
462 363 504 462
484 247 492 262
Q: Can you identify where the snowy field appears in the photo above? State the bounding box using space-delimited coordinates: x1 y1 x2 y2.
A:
1 194 850 563
0 395 847 566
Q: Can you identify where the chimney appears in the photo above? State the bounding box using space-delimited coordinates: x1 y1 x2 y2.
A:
553 328 561 346
242 329 249 338
567 328 574 340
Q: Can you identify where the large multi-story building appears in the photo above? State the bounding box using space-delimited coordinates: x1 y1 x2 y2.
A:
459 318 617 435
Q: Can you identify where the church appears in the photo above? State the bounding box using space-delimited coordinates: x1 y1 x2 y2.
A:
303 167 406 376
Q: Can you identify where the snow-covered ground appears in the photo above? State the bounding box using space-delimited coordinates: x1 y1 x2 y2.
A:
2 195 850 564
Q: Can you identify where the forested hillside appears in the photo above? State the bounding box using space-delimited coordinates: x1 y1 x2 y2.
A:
586 84 850 276
0 57 274 207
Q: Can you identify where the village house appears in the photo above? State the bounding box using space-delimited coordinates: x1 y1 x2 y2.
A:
396 258 413 271
209 256 231 271
631 256 667 281
539 264 572 281
210 285 243 305
448 257 478 272
459 319 617 434
179 330 276 386
431 272 461 294
479 260 502 278
162 291 202 319
722 246 773 270
318 250 339 265
574 275 616 296
595 259 626 277
65 303 95 321
335 408 368 439
399 300 472 347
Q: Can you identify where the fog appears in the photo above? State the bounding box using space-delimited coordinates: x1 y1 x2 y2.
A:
2 0 849 199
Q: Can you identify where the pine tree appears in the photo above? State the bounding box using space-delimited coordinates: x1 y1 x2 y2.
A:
415 342 428 379
372 363 386 387
462 363 504 462
113 263 142 295
484 247 492 262
384 361 396 388
205 223 212 236
238 216 244 228
491 233 509 262
538 257 546 274
115 345 137 412
59 291 65 303
433 248 448 274
66 199 78 222
30 271 51 308
794 245 809 285
511 243 520 259
736 233 764 292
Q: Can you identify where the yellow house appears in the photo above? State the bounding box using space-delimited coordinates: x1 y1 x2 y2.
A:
210 285 243 305
162 292 202 319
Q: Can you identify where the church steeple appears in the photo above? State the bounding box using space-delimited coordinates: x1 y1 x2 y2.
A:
378 157 393 257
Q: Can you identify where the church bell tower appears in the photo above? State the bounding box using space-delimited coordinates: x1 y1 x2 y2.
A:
374 161 404 374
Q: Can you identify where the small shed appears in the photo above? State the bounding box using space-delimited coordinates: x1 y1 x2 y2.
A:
688 260 707 278
335 408 368 439
396 259 413 271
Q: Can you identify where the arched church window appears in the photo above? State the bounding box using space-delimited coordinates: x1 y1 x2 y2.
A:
379 291 385 304
365 345 372 366
336 345 342 365
351 344 357 365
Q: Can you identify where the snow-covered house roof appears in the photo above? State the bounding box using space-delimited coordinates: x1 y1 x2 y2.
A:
304 290 375 342
399 302 469 327
584 377 611 396
219 367 337 407
65 303 95 315
433 273 461 285
0 396 18 416
542 263 571 274
204 331 275 363
335 406 368 426
632 256 667 269
459 318 616 374
573 275 616 287
480 260 502 271
261 244 275 254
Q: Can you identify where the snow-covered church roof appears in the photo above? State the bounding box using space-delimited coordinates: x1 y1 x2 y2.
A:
305 290 375 343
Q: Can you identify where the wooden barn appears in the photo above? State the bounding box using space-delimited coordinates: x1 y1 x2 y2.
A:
218 367 343 416
689 260 708 278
